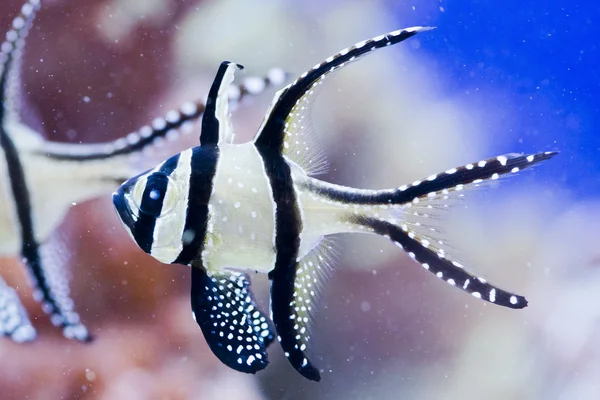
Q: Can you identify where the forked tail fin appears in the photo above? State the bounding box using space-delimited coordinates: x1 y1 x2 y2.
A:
323 151 558 309
352 215 527 308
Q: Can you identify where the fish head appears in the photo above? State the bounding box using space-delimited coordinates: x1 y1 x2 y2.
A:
112 151 187 264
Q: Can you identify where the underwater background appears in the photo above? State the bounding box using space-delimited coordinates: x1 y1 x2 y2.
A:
0 0 598 399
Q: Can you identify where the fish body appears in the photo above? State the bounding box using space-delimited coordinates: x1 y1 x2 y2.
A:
112 27 557 381
0 0 286 342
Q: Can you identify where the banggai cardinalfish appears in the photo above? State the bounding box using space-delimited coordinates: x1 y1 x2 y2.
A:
112 26 557 381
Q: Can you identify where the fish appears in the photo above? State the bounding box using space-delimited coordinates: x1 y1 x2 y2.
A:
111 26 558 381
0 0 287 343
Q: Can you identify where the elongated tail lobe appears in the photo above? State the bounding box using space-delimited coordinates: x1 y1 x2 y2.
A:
330 151 558 309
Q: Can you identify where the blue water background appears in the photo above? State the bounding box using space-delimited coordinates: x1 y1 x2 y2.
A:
390 0 599 195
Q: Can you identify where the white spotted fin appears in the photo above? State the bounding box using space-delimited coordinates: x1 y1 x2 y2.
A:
250 26 436 381
254 26 435 176
190 267 275 374
0 0 91 342
308 151 559 309
268 239 337 381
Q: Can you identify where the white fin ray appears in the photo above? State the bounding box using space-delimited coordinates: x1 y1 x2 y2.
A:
254 27 433 173
296 237 339 319
390 192 466 260
395 219 466 273
281 81 328 175
352 215 528 309
390 152 556 206
271 237 338 381
385 152 558 272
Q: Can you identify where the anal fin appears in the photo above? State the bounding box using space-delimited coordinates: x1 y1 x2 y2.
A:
270 239 336 382
191 267 274 374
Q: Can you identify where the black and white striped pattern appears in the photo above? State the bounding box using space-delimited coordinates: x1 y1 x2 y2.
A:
173 147 220 265
257 145 318 379
200 61 242 146
0 0 288 344
0 0 91 342
302 152 557 206
252 26 435 382
0 0 41 344
113 146 219 266
304 152 558 309
111 25 558 382
130 154 182 254
355 217 527 307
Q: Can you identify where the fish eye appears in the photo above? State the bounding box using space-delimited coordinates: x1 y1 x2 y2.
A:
131 172 181 218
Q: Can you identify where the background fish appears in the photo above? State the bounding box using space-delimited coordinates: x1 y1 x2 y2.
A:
112 27 557 381
0 0 287 343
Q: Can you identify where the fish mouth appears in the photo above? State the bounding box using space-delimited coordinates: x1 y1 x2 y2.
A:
112 187 136 230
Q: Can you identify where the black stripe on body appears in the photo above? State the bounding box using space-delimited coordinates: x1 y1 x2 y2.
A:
173 146 219 266
302 152 558 205
254 27 427 152
352 216 527 309
133 154 180 253
256 147 320 381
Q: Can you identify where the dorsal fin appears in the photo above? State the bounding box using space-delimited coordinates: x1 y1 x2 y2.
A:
200 61 243 146
253 26 434 159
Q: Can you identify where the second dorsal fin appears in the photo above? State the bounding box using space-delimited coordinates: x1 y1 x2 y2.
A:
253 27 434 156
